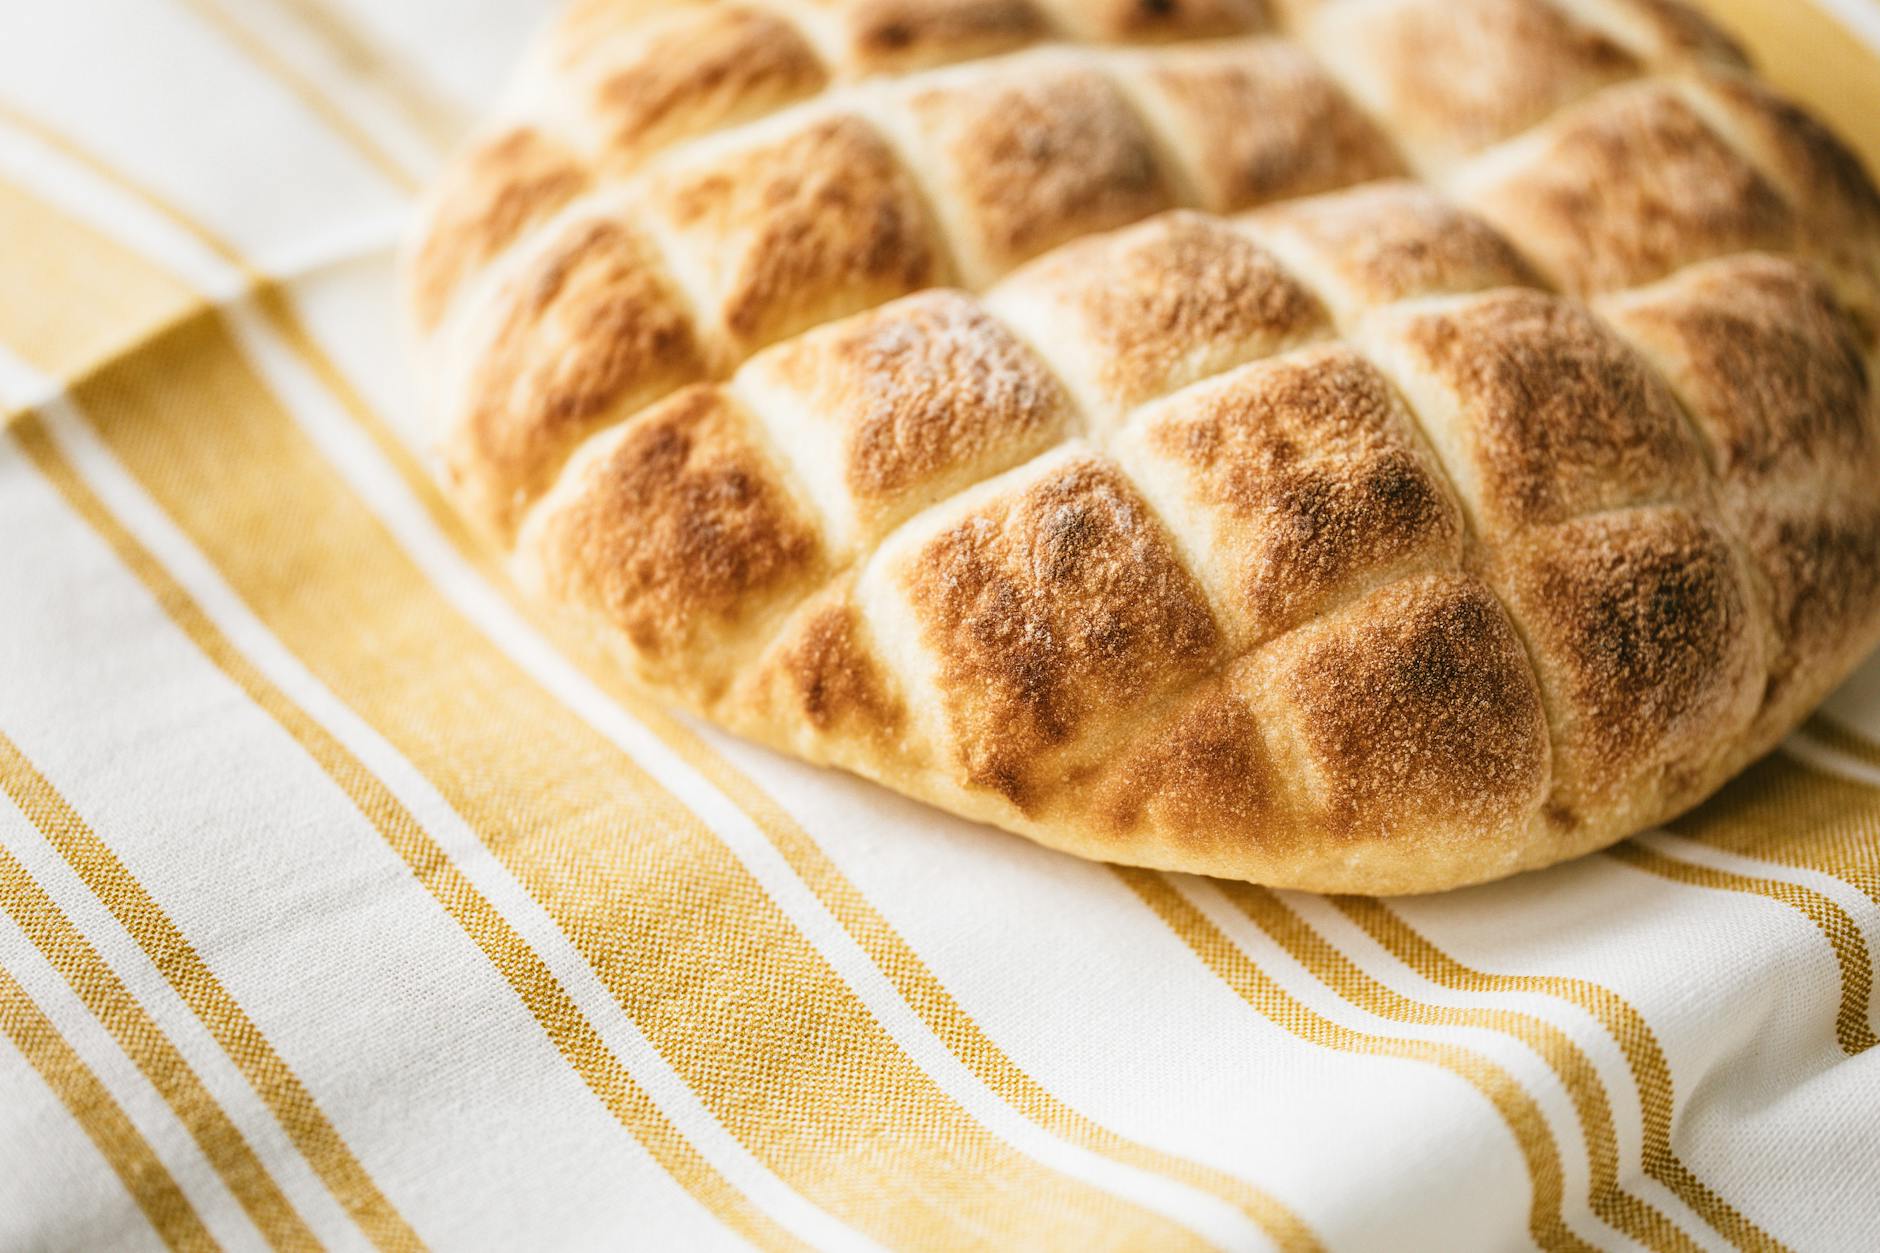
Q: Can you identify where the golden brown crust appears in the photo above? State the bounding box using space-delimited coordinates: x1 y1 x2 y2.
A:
1494 507 1762 820
1463 83 1796 295
520 385 826 697
408 0 1880 893
776 597 906 735
1365 289 1705 532
1601 254 1871 489
410 127 589 333
732 577 911 759
545 1 716 71
1691 74 1880 242
1308 0 1641 168
649 114 946 353
580 6 831 172
820 0 1049 74
1247 181 1542 319
1032 0 1269 42
1122 40 1404 213
444 216 707 538
899 64 1176 283
1254 573 1551 844
1742 501 1880 730
1124 346 1463 648
1089 679 1277 844
743 289 1074 545
990 211 1330 419
1687 72 1880 330
1580 0 1749 67
892 453 1221 808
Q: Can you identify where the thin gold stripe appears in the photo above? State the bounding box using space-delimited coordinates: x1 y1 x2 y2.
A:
1219 883 1699 1253
1806 715 1880 775
1679 750 1880 909
0 105 257 278
54 316 1210 1249
1329 895 1787 1253
0 104 1316 1248
1605 842 1877 1055
1118 869 1594 1253
164 0 424 192
248 0 465 152
11 415 802 1253
0 823 319 1250
0 960 218 1252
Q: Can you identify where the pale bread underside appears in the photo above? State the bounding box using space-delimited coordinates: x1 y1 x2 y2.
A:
402 0 1880 893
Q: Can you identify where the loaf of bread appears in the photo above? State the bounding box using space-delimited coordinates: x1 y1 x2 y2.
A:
403 0 1880 893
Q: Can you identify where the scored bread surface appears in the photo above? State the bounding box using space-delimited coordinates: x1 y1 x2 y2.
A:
404 0 1880 894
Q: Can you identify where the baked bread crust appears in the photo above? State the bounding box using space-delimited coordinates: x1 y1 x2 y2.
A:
404 0 1880 893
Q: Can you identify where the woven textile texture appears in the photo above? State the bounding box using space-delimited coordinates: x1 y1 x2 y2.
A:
1 0 1878 1250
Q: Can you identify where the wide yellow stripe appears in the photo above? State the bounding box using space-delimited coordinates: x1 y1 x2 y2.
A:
1219 884 1698 1253
0 179 200 387
164 0 423 193
0 960 217 1253
1605 842 1877 1055
0 813 318 1250
1696 0 1880 171
1118 869 1593 1253
0 107 1308 1247
1677 751 1880 909
0 686 425 1252
1329 895 1786 1253
651 728 1322 1251
59 311 1210 1250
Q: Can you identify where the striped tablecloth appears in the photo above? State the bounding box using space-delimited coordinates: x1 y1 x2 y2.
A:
2 1 1879 1249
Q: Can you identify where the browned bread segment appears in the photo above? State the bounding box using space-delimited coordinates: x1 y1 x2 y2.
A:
987 212 1333 423
1602 255 1880 743
438 209 708 537
1113 345 1463 652
741 288 1077 553
405 0 1880 892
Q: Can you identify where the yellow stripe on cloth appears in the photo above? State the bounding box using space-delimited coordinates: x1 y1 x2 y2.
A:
0 960 217 1253
1805 717 1880 787
10 414 807 1253
0 110 1318 1249
1605 842 1877 1055
1677 753 1880 910
653 735 1322 1252
0 812 319 1251
51 312 1221 1251
1118 869 1594 1253
0 691 425 1252
1218 884 1701 1253
0 179 200 388
164 0 425 193
237 0 467 152
1328 895 1786 1253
